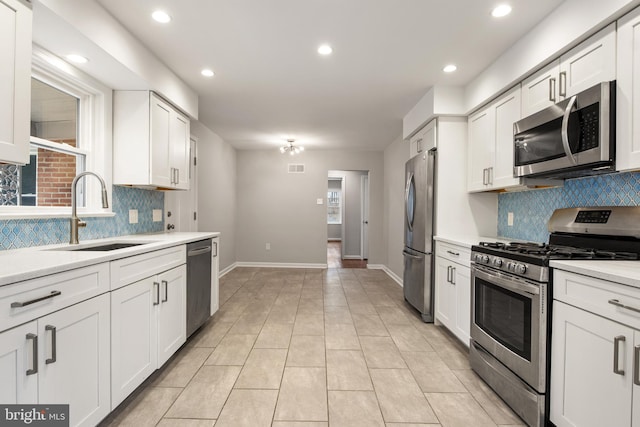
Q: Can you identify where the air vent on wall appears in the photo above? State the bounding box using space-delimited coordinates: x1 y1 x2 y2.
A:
288 164 305 173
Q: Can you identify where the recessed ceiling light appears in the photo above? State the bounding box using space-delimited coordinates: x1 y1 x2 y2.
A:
443 64 457 73
318 44 333 55
201 69 215 77
492 4 512 18
66 54 88 64
152 10 171 23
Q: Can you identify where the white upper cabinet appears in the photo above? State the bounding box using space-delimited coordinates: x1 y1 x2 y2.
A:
114 91 190 190
0 0 31 165
467 86 522 192
521 23 616 118
409 119 436 158
617 6 640 172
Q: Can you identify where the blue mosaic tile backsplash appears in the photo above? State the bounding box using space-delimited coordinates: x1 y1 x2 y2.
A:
0 186 164 251
498 171 640 243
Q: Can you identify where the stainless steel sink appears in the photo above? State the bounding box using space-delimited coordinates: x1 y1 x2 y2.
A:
48 241 155 252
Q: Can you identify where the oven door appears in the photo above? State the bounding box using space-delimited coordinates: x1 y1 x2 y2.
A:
471 264 546 392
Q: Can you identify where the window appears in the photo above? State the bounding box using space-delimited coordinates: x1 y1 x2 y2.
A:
327 178 342 224
0 47 112 217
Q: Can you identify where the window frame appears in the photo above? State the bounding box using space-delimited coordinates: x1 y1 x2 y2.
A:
0 46 113 219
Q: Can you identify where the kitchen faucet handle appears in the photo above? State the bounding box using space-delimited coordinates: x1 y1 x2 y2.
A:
78 220 87 228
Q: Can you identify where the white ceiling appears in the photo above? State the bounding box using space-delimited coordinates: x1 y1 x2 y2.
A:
95 0 565 151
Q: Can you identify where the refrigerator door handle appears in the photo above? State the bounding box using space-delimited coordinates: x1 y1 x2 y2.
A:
402 249 424 259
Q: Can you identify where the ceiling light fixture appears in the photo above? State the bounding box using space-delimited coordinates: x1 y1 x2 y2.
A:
491 4 512 18
152 10 171 23
66 54 88 64
201 69 215 77
279 139 304 155
318 44 333 55
443 64 457 73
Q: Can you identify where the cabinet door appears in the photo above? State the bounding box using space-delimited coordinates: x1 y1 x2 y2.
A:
434 257 454 329
0 0 31 165
521 60 560 117
0 322 37 404
38 294 111 427
110 277 158 408
550 301 633 427
634 331 640 427
157 265 186 366
150 93 172 188
453 265 471 347
617 6 640 172
560 23 616 98
491 86 521 190
467 107 494 192
171 110 190 190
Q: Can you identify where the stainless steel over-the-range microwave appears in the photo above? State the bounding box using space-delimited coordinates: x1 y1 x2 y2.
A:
513 81 615 179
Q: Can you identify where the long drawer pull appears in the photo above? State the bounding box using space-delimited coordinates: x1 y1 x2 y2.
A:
153 282 160 306
26 333 38 376
447 266 452 283
12 291 62 308
162 280 168 303
635 345 640 386
614 335 626 376
608 299 640 314
446 250 460 257
45 325 57 364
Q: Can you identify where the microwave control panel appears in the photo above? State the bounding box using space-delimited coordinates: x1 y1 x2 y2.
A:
577 103 600 152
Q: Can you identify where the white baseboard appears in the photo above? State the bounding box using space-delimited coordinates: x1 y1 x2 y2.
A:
235 261 328 269
219 262 238 278
367 264 403 287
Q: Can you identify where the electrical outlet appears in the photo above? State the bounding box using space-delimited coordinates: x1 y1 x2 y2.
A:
129 209 138 224
316 198 323 205
152 209 162 222
266 243 271 250
508 212 514 227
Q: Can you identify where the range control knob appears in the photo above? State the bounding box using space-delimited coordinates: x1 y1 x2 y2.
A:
516 264 527 275
474 254 482 262
481 255 490 264
493 258 503 268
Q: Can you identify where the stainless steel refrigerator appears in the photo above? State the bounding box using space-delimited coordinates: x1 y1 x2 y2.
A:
402 148 436 322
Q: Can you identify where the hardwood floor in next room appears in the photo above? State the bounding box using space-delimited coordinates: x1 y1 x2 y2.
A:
327 241 367 268
101 267 525 427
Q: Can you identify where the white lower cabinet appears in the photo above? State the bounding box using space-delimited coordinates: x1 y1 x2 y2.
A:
110 265 186 408
551 269 640 427
0 294 111 427
434 242 471 346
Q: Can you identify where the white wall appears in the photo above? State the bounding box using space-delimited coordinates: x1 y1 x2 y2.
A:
383 135 409 279
192 121 237 272
235 149 384 266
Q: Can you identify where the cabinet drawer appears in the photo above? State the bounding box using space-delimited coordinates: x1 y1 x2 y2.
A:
554 269 640 330
110 245 186 290
435 242 471 267
0 263 109 333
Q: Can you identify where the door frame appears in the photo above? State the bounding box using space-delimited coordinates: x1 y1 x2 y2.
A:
360 173 369 260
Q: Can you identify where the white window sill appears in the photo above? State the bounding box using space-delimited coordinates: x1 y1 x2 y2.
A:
0 209 115 220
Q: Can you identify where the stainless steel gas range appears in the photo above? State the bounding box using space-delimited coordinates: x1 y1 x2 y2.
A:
470 206 640 427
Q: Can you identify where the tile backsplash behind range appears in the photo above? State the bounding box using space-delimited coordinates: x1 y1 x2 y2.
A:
0 186 164 250
498 171 640 243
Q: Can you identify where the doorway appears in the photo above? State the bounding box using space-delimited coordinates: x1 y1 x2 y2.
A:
327 170 370 268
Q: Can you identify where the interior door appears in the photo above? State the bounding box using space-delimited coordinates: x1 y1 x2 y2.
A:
360 174 369 260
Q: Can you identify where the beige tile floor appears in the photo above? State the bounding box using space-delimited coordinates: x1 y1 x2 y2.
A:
101 267 526 427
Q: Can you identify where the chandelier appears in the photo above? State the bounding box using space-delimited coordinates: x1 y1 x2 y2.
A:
280 139 304 155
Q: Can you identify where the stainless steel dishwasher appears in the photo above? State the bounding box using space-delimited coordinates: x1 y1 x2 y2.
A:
186 239 212 337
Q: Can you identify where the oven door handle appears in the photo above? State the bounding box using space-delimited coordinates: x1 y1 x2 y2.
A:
561 95 579 166
472 265 540 296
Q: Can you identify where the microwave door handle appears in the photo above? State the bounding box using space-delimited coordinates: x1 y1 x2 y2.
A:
561 95 579 165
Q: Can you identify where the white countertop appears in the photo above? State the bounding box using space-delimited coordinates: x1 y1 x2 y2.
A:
0 232 220 287
434 235 521 249
550 259 640 289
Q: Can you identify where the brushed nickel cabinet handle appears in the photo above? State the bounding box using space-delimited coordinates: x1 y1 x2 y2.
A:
11 291 61 308
45 325 57 364
451 267 456 285
635 345 640 386
446 250 460 257
26 333 38 376
608 299 640 314
153 282 160 306
549 77 557 102
559 71 567 97
614 335 626 375
162 280 168 303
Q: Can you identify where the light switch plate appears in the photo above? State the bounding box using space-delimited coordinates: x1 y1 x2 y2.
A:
129 209 139 224
317 198 324 205
508 212 514 227
152 209 162 222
